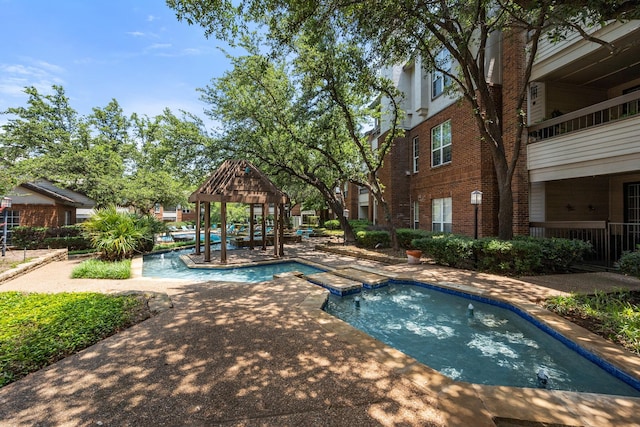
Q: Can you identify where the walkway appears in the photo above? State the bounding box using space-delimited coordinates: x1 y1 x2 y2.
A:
0 241 639 426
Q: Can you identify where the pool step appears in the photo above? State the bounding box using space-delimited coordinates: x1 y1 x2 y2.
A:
330 268 389 289
305 272 363 296
306 268 390 295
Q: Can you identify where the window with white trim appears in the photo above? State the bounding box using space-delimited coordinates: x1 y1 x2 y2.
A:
432 49 452 98
412 136 419 173
413 200 419 229
431 120 452 167
432 197 452 232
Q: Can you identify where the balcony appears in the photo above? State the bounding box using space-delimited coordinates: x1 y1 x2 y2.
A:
527 91 640 182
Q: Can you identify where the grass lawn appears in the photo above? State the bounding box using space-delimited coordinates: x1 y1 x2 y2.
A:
0 291 150 387
71 258 131 279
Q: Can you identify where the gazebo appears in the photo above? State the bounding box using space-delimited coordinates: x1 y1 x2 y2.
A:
188 159 290 264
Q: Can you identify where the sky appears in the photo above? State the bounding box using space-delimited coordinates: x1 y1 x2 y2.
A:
0 0 236 127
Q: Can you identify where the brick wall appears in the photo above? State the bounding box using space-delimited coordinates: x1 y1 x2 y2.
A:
14 204 74 227
501 28 530 236
406 99 499 237
375 135 411 228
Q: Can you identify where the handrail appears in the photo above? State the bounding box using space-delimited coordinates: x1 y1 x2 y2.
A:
529 221 607 229
527 91 640 142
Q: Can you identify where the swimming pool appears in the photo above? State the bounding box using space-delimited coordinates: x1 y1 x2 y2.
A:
142 248 325 282
324 282 640 396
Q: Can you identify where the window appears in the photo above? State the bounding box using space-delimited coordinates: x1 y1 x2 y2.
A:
64 210 72 226
5 210 20 244
432 49 452 98
432 198 452 232
413 200 420 229
412 136 419 173
154 203 161 214
625 182 640 223
431 120 452 167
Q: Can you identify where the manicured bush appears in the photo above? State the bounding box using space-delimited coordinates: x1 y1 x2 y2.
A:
11 225 91 250
476 238 542 275
413 234 474 268
323 219 341 230
396 228 433 249
349 219 371 233
619 247 640 278
531 236 592 273
355 230 391 249
71 259 132 279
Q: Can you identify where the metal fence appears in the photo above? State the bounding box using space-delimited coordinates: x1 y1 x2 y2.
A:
529 221 640 267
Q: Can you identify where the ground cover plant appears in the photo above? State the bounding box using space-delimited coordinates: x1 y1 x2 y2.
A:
545 290 640 355
0 291 149 387
70 259 132 279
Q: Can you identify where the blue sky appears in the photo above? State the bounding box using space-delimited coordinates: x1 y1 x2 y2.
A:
0 0 234 126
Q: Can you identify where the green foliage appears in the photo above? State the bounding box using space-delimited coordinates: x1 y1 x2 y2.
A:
545 290 640 355
413 234 474 269
10 225 91 250
413 234 591 275
619 247 640 278
0 291 145 387
355 230 390 249
476 238 542 275
323 219 340 230
396 228 433 249
349 219 371 232
82 206 157 261
70 259 132 279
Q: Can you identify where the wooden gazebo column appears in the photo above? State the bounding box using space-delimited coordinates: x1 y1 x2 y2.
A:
194 200 201 256
204 202 211 262
261 204 267 251
249 203 255 250
278 203 285 256
273 203 279 257
220 200 227 264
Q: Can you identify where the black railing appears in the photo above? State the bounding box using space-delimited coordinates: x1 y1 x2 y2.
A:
529 221 640 267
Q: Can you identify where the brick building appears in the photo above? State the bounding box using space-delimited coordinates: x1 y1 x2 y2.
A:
348 19 640 258
5 179 96 242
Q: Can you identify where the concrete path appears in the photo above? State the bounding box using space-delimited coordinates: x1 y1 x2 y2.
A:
1 242 640 426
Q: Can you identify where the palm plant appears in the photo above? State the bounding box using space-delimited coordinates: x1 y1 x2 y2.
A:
82 206 154 261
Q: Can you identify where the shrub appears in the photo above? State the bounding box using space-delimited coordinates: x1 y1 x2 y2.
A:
476 238 542 275
413 234 474 268
323 219 341 230
396 228 433 249
532 237 592 273
619 247 640 278
349 219 371 233
82 206 158 261
355 230 390 249
11 225 91 250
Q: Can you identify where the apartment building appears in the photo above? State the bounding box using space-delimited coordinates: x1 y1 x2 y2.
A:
351 19 640 263
527 20 640 263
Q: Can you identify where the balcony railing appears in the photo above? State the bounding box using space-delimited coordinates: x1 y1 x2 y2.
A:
528 91 640 143
529 221 640 267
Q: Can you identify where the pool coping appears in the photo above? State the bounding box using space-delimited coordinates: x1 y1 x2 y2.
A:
294 275 640 426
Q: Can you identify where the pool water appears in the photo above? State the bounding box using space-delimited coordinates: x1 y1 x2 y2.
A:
324 283 640 396
142 248 325 282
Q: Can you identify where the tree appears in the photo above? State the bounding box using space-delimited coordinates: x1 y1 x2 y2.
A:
168 0 639 240
199 36 403 245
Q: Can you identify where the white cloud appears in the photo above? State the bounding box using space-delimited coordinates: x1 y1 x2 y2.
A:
127 31 146 37
148 43 172 50
147 15 158 22
0 59 66 98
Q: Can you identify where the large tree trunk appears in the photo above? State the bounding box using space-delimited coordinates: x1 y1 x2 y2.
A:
493 152 515 241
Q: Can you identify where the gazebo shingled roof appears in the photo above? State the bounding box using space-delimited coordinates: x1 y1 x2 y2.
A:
188 159 289 264
189 159 288 205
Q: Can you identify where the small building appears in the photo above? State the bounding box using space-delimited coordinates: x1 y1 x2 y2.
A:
5 179 96 242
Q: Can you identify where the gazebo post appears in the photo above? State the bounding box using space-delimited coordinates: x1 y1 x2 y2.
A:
279 203 285 256
204 202 211 262
220 201 227 264
261 203 267 251
195 200 201 255
273 203 279 257
249 203 255 250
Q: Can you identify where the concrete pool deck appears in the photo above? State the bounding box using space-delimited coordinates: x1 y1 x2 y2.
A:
0 241 640 426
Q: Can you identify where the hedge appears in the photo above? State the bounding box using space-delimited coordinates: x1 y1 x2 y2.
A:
619 247 640 278
396 228 434 249
355 230 390 249
11 226 92 250
412 233 592 276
